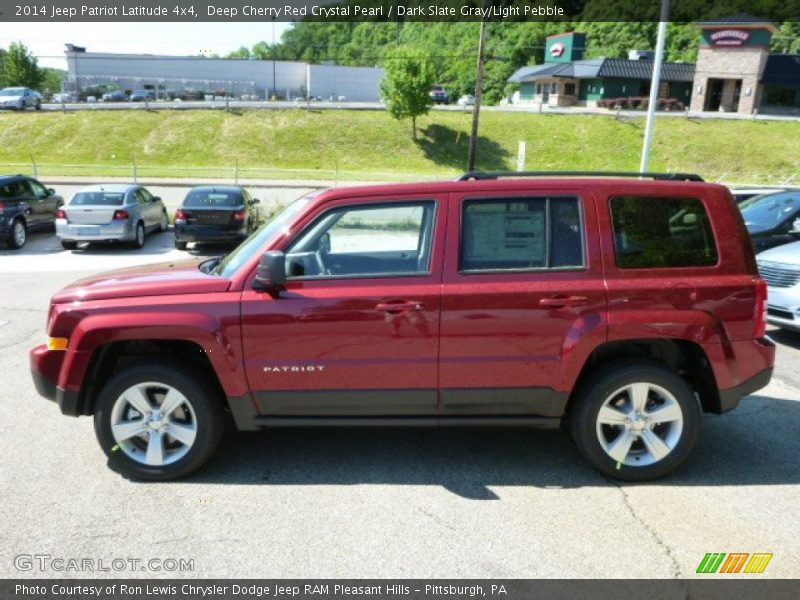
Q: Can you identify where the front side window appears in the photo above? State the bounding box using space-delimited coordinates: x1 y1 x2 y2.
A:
285 201 435 279
611 196 718 268
28 180 48 199
460 196 584 272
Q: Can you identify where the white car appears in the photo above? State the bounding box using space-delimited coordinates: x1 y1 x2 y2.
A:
457 94 476 106
757 238 800 332
0 87 41 110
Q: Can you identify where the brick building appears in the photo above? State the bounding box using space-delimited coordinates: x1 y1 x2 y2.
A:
509 14 800 116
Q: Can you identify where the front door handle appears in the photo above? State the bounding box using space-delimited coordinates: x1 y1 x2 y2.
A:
539 296 589 308
375 300 425 313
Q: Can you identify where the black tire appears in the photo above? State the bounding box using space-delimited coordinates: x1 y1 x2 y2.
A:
35 101 41 110
7 218 26 249
175 239 188 250
569 361 700 481
60 240 78 250
131 222 145 249
93 361 225 481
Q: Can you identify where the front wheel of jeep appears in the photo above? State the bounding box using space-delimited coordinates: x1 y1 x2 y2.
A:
569 361 700 481
94 362 225 480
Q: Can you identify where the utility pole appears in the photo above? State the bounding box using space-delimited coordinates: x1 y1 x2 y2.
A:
272 17 277 99
467 18 489 172
640 0 670 173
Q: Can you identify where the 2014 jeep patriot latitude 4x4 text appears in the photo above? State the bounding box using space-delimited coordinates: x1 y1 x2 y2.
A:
30 173 775 481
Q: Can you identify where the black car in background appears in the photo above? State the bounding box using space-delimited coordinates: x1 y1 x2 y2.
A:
174 185 260 250
0 175 64 249
740 190 800 252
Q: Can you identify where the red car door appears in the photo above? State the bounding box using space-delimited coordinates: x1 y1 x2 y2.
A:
240 194 447 417
438 188 607 417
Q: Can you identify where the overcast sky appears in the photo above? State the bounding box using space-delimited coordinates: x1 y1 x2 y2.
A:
0 22 294 70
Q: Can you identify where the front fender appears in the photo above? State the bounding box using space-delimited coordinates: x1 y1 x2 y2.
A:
58 310 246 397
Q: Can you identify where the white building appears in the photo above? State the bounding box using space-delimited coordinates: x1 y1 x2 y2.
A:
64 45 385 102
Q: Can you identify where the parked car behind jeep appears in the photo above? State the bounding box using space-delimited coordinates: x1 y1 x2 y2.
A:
740 190 800 251
173 185 260 250
30 174 774 482
757 240 800 332
0 175 63 249
56 184 168 249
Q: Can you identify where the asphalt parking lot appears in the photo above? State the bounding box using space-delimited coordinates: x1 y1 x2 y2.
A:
1 229 799 579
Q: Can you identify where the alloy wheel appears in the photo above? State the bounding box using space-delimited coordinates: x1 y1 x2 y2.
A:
109 382 198 466
595 382 684 467
13 221 26 247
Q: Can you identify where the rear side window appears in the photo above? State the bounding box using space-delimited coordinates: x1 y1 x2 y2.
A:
460 196 584 272
611 196 718 269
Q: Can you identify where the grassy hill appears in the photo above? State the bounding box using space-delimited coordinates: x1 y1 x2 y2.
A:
0 108 797 184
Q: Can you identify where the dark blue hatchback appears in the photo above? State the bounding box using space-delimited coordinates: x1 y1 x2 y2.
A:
174 185 261 250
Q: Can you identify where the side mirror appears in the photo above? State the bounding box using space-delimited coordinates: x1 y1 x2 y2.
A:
253 250 286 292
251 198 261 205
153 196 162 203
47 188 55 196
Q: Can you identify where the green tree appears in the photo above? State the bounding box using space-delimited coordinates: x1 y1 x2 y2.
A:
0 48 7 88
41 68 65 95
379 46 435 140
4 41 43 89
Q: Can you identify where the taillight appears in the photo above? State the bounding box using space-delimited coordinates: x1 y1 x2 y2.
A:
175 208 187 220
754 277 768 338
113 210 130 220
55 208 66 219
233 210 247 221
0 200 5 214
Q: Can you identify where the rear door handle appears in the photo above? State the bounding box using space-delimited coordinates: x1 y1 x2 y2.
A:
375 300 425 313
539 296 589 308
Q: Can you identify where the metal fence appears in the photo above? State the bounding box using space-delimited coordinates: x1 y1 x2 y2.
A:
2 159 798 189
0 159 450 187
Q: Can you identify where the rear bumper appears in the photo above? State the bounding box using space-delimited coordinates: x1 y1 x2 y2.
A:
56 219 136 242
30 344 82 416
174 222 248 242
718 367 773 413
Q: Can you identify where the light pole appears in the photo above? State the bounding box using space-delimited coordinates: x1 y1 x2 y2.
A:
467 18 489 173
640 0 670 173
272 17 277 99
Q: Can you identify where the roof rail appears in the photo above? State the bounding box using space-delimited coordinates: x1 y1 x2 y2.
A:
457 171 705 182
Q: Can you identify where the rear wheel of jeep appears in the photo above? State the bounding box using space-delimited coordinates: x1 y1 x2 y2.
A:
570 361 700 481
94 362 225 480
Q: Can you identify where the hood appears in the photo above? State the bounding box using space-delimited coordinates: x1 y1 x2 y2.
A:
756 240 800 267
51 258 231 303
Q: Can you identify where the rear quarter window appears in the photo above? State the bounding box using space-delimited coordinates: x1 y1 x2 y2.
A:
611 196 718 269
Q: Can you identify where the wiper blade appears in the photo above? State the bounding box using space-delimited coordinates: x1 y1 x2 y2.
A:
199 254 226 274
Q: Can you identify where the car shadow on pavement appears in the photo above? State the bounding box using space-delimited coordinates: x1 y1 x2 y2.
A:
162 393 800 498
71 230 191 258
769 328 800 350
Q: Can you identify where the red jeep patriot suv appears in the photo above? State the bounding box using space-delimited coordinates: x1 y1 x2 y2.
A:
30 172 774 481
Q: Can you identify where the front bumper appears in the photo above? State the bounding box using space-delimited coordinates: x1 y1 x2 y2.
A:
765 285 800 332
30 344 81 416
56 219 136 242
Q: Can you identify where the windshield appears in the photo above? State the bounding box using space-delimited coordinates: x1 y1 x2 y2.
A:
215 193 317 278
70 191 126 206
0 88 23 97
184 189 242 208
741 192 800 229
